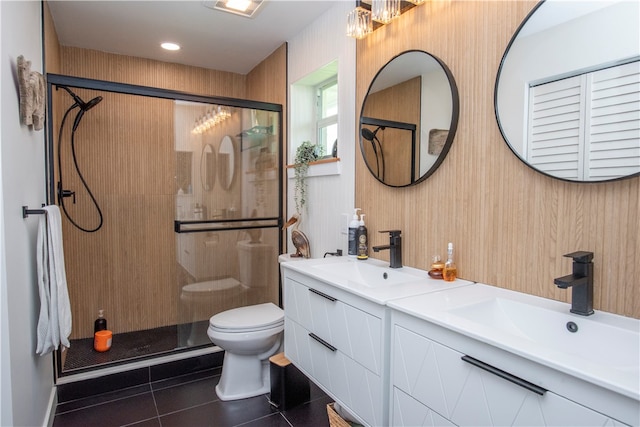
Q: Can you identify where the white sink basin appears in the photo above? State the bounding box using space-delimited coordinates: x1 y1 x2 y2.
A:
280 257 473 305
388 283 640 399
312 258 422 287
448 297 639 370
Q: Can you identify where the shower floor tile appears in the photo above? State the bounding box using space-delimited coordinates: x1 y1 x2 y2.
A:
53 368 332 427
63 322 209 372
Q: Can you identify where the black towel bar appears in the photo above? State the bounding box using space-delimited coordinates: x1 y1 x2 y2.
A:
22 205 47 218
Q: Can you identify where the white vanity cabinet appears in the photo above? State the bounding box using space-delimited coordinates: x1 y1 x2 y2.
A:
390 311 631 426
283 269 388 427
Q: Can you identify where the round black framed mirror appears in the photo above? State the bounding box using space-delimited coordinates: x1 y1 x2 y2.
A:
360 50 459 187
495 0 640 182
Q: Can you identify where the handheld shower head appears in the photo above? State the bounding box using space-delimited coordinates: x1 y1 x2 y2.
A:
361 127 376 142
57 86 103 131
84 96 103 111
72 96 103 131
361 126 386 180
58 86 102 111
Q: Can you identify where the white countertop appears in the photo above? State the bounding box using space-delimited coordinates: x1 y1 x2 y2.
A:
280 256 473 305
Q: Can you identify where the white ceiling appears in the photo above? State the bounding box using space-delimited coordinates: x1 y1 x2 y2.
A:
47 0 340 75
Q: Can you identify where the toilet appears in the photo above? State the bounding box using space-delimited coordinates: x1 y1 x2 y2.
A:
207 302 284 401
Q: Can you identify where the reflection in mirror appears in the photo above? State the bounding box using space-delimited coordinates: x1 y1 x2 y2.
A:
496 0 640 182
176 151 193 194
361 50 459 187
200 144 215 191
218 135 235 190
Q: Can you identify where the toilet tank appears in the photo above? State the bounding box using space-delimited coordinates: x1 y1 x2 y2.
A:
237 240 276 288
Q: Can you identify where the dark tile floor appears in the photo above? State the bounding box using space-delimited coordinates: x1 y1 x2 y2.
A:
53 367 333 427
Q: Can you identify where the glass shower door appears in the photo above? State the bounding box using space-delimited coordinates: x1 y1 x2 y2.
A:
174 102 282 348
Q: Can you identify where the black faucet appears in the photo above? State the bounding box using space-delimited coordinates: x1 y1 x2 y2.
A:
372 230 402 268
323 249 343 258
554 251 594 316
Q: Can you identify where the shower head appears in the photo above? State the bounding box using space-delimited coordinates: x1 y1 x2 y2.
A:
361 126 385 142
57 86 103 131
361 127 376 142
83 96 103 111
58 86 102 111
361 126 385 180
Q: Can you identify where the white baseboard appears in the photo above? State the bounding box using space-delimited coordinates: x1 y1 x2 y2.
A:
43 387 57 427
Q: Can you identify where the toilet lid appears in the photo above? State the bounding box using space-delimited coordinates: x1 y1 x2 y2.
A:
209 302 284 332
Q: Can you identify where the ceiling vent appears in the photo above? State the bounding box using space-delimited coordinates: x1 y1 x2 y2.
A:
202 0 265 18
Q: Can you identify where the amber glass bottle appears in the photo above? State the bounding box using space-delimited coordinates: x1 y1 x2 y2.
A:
443 242 457 282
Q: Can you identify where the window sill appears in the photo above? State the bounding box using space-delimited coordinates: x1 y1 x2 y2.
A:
286 157 341 179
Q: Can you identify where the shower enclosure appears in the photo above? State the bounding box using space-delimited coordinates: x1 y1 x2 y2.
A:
46 75 283 378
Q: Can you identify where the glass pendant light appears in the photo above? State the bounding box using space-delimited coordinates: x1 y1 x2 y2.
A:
372 0 400 24
346 4 373 39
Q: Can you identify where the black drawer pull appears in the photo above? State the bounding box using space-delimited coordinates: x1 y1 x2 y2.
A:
309 333 337 352
461 355 546 396
309 288 337 302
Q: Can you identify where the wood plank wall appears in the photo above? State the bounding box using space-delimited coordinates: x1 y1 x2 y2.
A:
44 1 286 338
246 44 288 235
356 1 639 318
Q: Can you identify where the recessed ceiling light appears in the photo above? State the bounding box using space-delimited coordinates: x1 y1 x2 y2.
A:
161 42 180 51
226 0 251 12
202 0 264 18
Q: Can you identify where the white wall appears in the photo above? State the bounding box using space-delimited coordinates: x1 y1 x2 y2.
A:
286 2 357 258
0 1 55 426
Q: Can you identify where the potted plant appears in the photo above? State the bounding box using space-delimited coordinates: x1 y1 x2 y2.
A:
293 141 323 213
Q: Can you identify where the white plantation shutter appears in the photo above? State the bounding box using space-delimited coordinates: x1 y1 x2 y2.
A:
528 75 586 179
585 61 640 180
527 60 640 181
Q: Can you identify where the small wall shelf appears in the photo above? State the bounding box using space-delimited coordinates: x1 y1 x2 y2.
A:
286 157 341 179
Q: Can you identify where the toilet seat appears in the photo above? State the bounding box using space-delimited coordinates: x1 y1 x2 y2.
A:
182 277 241 294
209 302 283 333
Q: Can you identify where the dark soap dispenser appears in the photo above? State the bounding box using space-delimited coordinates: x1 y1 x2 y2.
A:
94 309 107 333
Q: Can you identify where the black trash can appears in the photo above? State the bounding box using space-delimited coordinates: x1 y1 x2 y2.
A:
269 352 310 410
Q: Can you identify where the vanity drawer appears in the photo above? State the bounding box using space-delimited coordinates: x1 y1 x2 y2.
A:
392 324 621 426
285 317 383 426
284 277 382 375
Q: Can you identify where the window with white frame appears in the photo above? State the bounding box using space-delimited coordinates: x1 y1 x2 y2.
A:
289 60 341 177
316 77 338 158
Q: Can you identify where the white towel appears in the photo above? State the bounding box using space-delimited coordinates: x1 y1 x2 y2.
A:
36 205 72 356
